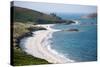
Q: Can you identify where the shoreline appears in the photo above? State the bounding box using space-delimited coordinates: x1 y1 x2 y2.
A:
20 24 74 63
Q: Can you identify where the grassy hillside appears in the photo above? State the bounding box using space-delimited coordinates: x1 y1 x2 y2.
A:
12 6 62 24
12 22 50 66
13 48 50 66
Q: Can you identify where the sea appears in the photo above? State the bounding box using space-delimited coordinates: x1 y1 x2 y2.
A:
48 13 97 62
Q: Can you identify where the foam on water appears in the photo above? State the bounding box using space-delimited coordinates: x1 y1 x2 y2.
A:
20 24 75 63
41 26 75 63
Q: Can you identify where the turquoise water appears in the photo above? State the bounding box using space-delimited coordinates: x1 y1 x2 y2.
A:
50 14 97 62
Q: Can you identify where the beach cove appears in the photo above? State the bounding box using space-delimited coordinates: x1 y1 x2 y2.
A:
20 24 74 64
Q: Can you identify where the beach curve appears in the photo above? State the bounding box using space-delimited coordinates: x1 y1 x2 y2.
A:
20 24 74 64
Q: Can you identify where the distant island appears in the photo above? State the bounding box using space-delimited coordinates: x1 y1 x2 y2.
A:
81 13 97 19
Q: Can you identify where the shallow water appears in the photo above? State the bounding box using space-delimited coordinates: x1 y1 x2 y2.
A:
49 14 97 62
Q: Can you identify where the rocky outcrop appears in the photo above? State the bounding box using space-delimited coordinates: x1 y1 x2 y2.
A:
62 29 79 32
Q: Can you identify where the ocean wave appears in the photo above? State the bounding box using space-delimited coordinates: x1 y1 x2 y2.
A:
47 44 75 62
71 20 80 25
43 30 75 63
19 24 75 63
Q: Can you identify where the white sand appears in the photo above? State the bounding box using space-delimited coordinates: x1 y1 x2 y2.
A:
20 24 74 63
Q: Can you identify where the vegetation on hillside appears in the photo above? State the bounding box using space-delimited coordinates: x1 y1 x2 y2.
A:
12 6 75 24
12 22 50 66
12 6 63 24
13 48 50 66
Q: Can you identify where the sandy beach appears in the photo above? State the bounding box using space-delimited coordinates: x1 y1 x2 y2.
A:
20 24 74 63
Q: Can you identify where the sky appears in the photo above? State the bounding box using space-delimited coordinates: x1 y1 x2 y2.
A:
13 1 97 14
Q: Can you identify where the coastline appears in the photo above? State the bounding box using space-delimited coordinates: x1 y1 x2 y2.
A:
20 24 74 63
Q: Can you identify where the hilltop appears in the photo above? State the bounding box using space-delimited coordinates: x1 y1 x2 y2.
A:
12 6 75 24
12 6 64 24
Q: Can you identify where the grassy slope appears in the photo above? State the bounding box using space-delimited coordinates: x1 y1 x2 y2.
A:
13 6 61 24
13 48 50 66
12 22 51 66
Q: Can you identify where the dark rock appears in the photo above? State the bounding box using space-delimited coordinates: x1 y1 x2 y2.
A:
62 29 79 32
64 20 76 25
27 26 47 32
67 29 79 31
16 32 33 45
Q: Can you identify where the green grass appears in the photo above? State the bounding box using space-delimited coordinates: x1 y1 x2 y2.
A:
12 22 51 66
13 22 46 39
13 22 29 38
12 6 61 24
13 48 50 66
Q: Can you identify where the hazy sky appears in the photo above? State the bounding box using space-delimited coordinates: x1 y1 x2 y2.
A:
13 1 97 14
